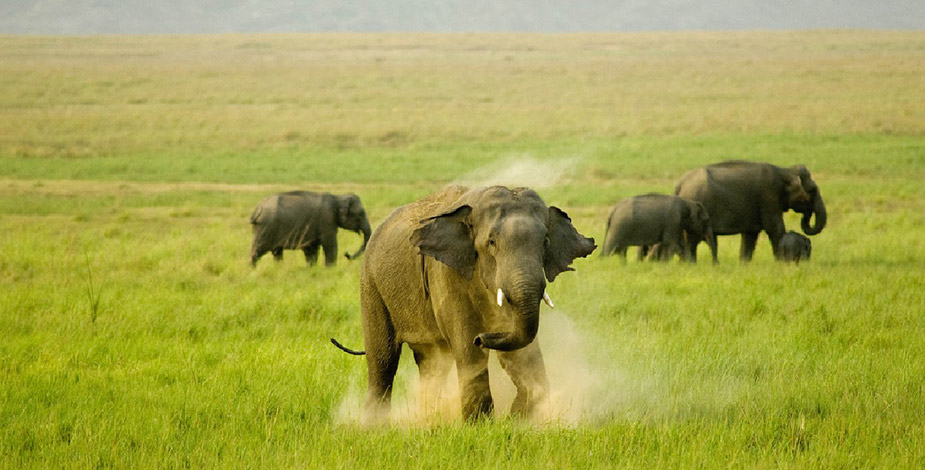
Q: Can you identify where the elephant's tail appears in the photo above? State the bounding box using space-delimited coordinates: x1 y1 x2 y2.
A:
330 338 365 356
249 206 263 225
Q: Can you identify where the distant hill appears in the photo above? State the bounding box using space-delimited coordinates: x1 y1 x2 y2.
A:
1 0 923 34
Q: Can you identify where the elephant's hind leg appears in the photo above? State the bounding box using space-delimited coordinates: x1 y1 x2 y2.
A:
249 239 270 267
497 342 550 419
361 287 400 425
250 247 265 267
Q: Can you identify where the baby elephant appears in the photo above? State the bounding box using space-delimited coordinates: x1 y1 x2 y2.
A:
249 191 371 267
602 193 715 262
779 231 811 263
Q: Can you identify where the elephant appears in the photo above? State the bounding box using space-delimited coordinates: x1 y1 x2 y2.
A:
331 185 595 423
600 193 715 262
674 160 826 262
779 231 811 263
249 191 371 267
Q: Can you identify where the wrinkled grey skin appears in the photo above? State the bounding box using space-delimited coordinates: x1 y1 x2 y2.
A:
601 193 715 262
249 191 371 267
675 160 826 263
353 185 595 423
779 231 811 263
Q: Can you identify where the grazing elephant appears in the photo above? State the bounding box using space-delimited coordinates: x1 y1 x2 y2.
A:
249 191 371 267
600 193 715 262
332 185 595 423
675 160 826 262
779 231 811 263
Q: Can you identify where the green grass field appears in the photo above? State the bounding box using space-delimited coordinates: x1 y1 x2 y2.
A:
2 31 924 468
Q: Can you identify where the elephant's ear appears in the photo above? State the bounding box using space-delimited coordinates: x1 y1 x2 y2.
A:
694 202 710 225
784 170 811 206
679 201 692 224
411 205 476 280
544 206 596 282
337 194 360 223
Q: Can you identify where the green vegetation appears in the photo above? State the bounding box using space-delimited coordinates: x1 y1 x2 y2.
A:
1 31 924 468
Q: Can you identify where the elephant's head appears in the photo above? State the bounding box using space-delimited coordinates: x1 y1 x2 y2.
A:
685 200 716 253
783 165 827 236
337 194 372 260
411 187 596 352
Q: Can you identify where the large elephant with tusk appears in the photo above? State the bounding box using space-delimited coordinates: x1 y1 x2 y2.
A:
674 160 826 263
331 185 595 423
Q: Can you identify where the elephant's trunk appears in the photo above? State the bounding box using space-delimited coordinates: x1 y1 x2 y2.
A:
801 191 827 236
345 218 372 260
705 225 717 255
474 280 542 352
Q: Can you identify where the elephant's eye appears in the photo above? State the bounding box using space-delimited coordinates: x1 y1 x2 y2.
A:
488 238 496 247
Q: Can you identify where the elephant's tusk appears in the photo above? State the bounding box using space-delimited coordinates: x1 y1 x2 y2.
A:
497 288 504 307
543 291 555 309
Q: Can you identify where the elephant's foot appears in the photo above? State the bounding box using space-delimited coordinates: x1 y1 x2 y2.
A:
509 386 550 420
362 398 391 427
461 396 494 422
459 373 494 421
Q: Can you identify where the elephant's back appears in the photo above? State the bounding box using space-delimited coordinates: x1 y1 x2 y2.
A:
362 189 456 322
251 192 323 221
610 193 672 221
607 197 634 222
409 185 469 219
365 185 468 261
678 162 765 202
250 194 283 224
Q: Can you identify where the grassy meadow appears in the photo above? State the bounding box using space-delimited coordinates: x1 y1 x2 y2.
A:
2 31 925 468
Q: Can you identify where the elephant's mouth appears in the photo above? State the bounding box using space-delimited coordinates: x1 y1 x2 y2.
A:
493 288 554 309
473 288 553 351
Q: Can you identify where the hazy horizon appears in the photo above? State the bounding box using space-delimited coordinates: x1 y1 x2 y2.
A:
2 0 923 35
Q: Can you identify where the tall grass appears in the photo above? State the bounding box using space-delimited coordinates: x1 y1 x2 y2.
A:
1 32 924 468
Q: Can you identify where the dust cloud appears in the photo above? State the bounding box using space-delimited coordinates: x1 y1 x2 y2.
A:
333 310 653 427
453 156 582 189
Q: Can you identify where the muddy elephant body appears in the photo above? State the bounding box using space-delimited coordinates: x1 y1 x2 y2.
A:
779 231 811 263
675 160 826 262
354 185 595 423
249 191 371 267
601 193 714 262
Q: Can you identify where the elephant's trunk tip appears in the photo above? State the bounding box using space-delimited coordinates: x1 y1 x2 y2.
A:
345 222 372 261
474 332 524 351
473 312 540 351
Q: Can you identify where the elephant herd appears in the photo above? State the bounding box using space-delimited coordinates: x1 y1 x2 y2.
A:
602 160 825 264
247 160 825 424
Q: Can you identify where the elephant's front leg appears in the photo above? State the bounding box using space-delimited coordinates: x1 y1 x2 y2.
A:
302 240 321 266
497 341 550 419
411 345 454 416
739 232 759 261
762 213 786 261
454 346 493 420
321 232 338 267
